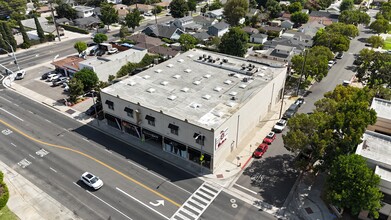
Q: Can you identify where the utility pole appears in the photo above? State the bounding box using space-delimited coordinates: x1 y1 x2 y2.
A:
0 33 20 71
49 0 61 42
296 49 308 96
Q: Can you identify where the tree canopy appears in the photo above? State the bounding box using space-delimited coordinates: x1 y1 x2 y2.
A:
327 154 383 218
187 0 197 13
209 0 223 10
68 78 84 103
100 2 119 30
74 41 88 54
266 0 282 18
288 2 303 13
314 28 350 52
93 33 108 44
73 68 99 91
0 21 17 51
169 0 189 18
339 0 354 11
369 18 391 34
283 85 377 170
179 34 198 51
290 12 309 24
0 0 26 20
356 49 391 88
18 20 30 49
338 10 371 25
223 0 249 26
219 27 248 57
55 3 77 20
34 16 46 43
367 35 384 48
376 1 391 21
125 9 142 31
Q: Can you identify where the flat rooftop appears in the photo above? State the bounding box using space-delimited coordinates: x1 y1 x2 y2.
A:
356 131 391 169
371 98 391 120
102 49 286 129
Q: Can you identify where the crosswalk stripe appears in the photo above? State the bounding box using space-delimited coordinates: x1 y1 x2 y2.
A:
187 201 204 211
175 212 191 220
199 187 217 196
180 207 198 219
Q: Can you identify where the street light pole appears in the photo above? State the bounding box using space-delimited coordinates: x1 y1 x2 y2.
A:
0 33 21 71
91 90 100 126
296 49 308 96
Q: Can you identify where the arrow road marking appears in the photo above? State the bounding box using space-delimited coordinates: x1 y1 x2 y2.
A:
149 200 165 207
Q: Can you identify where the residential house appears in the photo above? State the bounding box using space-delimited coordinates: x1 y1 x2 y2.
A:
74 6 94 18
192 31 211 41
128 33 163 49
322 5 340 14
142 24 184 40
21 17 64 38
129 4 154 14
113 4 129 20
301 9 309 14
283 30 313 46
281 20 294 30
279 1 290 6
193 16 217 30
246 8 259 18
242 26 259 35
263 45 295 63
280 12 291 21
204 8 224 19
299 18 332 38
260 26 283 37
207 22 229 37
149 46 180 58
73 17 101 29
171 16 202 32
270 20 281 27
263 37 311 54
250 33 268 44
107 0 122 3
154 2 170 10
55 18 71 25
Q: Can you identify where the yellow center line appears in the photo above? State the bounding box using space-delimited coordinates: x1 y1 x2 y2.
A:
0 119 181 207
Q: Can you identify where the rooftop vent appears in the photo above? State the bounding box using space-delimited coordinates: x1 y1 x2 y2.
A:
178 59 184 63
198 56 203 60
228 73 235 77
193 80 201 85
261 66 268 70
230 91 237 96
203 74 211 78
203 54 207 58
155 69 162 73
214 87 222 92
184 69 192 73
167 64 174 68
190 103 201 108
239 84 247 89
172 74 181 79
143 75 151 79
224 80 232 85
127 81 136 86
234 74 240 78
202 94 211 100
187 54 194 58
213 111 224 117
167 95 177 100
147 88 156 93
257 73 265 77
181 87 189 92
226 102 236 107
160 81 169 86
243 77 248 82
223 58 228 63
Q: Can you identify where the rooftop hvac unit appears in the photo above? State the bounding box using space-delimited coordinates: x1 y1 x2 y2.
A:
231 96 236 100
203 54 207 58
223 58 228 63
243 77 248 82
198 56 203 60
228 73 235 77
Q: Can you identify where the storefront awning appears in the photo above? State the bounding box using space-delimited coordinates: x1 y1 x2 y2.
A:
105 100 113 105
168 123 179 130
145 115 155 121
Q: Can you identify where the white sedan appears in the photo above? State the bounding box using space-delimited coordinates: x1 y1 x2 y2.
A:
81 172 104 190
14 70 26 80
273 119 287 133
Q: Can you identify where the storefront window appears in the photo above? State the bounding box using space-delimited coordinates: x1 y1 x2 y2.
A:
201 153 211 169
163 138 187 158
123 121 141 138
188 147 201 164
142 129 162 146
105 113 121 130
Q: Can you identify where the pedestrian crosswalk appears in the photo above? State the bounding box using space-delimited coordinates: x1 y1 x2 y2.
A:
170 182 222 220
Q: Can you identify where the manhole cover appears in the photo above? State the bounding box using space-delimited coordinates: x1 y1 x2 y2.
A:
305 207 313 214
66 109 75 114
216 174 224 178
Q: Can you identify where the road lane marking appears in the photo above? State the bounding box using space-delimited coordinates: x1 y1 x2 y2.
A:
45 119 52 123
87 190 133 220
0 118 181 207
116 187 169 220
0 96 12 103
234 183 258 195
14 103 19 107
72 182 81 188
10 143 16 147
105 149 112 154
0 108 24 121
82 138 90 142
29 154 36 159
127 160 192 195
28 111 34 114
50 167 57 173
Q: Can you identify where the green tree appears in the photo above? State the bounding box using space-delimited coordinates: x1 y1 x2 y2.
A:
0 0 27 20
93 33 108 44
314 29 350 52
338 10 371 25
0 21 17 51
73 68 99 91
169 0 189 18
209 0 223 10
74 41 88 54
339 0 354 11
125 9 142 31
367 35 384 48
119 25 129 38
325 22 359 38
223 0 249 26
327 154 383 218
55 3 77 20
179 34 198 51
187 0 197 15
290 12 309 24
34 15 45 43
219 27 248 57
356 49 391 88
266 0 282 18
288 2 302 13
68 78 84 103
377 1 391 21
18 19 30 49
369 18 391 34
152 5 163 14
100 2 119 30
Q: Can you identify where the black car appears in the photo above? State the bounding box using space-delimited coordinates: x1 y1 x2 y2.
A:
336 52 344 59
41 72 53 80
85 103 102 116
96 50 106 56
283 103 300 119
294 98 304 107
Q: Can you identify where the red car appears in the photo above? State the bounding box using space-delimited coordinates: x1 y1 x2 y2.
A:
253 143 268 158
263 132 276 144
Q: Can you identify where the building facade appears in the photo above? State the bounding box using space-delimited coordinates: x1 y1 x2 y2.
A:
100 49 287 173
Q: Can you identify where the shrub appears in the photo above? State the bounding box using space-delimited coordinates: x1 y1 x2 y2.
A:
0 181 9 210
0 172 3 181
59 24 89 34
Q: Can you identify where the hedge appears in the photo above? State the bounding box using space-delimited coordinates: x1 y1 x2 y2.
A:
0 181 9 210
59 24 89 34
0 172 3 181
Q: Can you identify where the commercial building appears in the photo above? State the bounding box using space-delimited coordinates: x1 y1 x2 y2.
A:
100 49 287 173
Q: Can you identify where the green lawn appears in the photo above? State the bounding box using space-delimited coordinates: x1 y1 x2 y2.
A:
383 37 391 50
0 206 19 220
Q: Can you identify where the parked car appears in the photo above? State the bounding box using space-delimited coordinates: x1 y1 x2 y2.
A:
14 70 26 80
328 60 336 69
80 172 103 190
144 12 153 16
108 48 118 54
353 59 362 66
294 98 304 107
47 73 61 82
52 77 69 86
85 103 103 116
283 104 299 119
253 143 268 158
83 91 99 97
263 132 276 144
336 52 344 59
273 119 287 133
63 84 69 92
342 80 351 86
41 72 53 80
96 50 106 56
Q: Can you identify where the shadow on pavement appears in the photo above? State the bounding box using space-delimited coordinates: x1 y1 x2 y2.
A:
242 154 299 207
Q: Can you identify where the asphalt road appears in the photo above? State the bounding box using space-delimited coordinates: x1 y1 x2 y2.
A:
0 89 203 220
